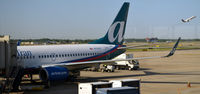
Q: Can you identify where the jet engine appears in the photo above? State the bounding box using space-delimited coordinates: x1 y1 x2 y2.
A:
39 66 69 81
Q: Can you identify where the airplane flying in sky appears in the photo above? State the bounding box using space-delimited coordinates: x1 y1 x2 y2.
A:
16 2 180 84
181 16 196 23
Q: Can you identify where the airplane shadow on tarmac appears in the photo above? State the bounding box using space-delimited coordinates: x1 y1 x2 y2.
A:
78 70 200 85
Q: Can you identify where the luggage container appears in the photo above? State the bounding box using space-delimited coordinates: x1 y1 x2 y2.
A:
79 82 113 94
96 87 139 94
109 79 140 93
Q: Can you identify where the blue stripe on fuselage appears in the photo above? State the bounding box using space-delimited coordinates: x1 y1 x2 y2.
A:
59 45 120 63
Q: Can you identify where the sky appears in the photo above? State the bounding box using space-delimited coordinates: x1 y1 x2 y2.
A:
0 0 200 39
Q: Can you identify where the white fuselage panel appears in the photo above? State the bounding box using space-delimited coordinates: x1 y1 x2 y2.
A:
17 44 117 68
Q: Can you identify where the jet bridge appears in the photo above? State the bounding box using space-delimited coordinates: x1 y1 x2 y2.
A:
0 35 23 93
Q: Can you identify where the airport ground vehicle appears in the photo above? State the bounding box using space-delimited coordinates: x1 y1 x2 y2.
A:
84 54 139 72
100 64 115 72
83 64 114 72
113 54 139 70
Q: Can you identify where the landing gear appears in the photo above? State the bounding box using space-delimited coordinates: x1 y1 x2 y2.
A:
12 68 24 91
67 71 80 82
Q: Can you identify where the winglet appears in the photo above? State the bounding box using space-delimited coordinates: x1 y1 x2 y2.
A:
164 37 181 57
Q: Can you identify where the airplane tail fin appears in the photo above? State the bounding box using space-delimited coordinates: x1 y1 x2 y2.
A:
17 40 21 46
181 19 186 22
90 2 130 45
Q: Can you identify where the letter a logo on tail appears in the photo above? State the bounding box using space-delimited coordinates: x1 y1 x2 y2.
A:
90 2 129 45
108 21 125 43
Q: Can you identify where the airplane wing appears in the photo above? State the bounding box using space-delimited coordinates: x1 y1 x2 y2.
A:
118 41 176 50
118 46 172 50
117 44 150 49
41 37 181 70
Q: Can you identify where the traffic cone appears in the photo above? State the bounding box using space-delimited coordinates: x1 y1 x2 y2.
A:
187 82 191 88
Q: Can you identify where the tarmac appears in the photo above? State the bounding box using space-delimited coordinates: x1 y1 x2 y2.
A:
20 50 200 94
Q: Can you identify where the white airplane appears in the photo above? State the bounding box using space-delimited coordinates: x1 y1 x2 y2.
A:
16 2 180 83
181 16 196 23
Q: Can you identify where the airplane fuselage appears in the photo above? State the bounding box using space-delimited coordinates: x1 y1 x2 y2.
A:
17 44 126 69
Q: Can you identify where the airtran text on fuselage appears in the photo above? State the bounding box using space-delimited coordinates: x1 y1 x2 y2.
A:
17 50 32 57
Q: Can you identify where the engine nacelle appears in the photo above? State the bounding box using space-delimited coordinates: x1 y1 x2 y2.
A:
39 66 69 81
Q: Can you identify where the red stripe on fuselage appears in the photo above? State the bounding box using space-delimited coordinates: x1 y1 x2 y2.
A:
74 45 121 62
